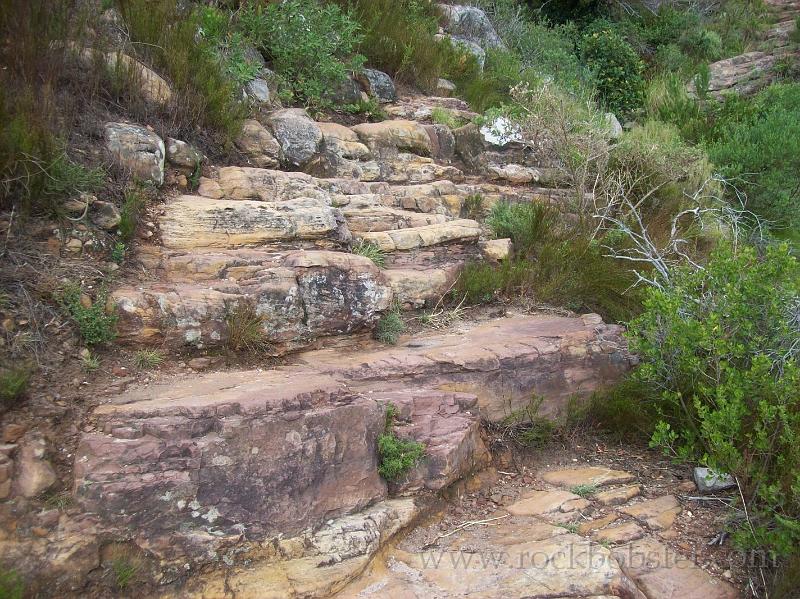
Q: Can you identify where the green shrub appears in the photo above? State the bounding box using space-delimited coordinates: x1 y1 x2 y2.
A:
707 83 800 231
58 285 117 346
431 107 464 129
240 0 365 106
498 395 557 448
110 242 126 265
584 378 658 441
197 7 261 87
0 367 30 411
374 306 405 345
351 239 385 268
118 0 246 143
630 243 800 555
377 403 425 481
581 25 645 118
486 201 559 257
118 187 146 241
570 483 598 497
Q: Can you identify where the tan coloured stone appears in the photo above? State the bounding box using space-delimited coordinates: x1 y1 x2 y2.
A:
235 119 280 168
158 195 342 249
79 49 171 104
578 513 619 534
540 466 636 489
318 122 370 159
594 484 641 506
355 219 481 252
506 490 582 516
383 265 461 309
619 495 682 530
593 521 645 545
13 435 57 498
613 538 738 599
479 238 512 261
351 120 432 155
488 163 540 184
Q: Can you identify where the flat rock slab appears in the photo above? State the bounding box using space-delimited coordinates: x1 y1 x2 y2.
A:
506 490 583 516
619 495 682 531
595 484 642 506
613 538 738 599
355 219 481 252
540 467 635 489
594 522 646 545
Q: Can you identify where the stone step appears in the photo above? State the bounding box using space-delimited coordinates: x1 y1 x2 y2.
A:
353 219 481 252
74 376 487 570
111 250 392 351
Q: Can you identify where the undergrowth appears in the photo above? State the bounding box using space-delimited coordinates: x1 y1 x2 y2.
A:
225 299 270 353
374 304 405 345
58 285 117 346
377 403 426 481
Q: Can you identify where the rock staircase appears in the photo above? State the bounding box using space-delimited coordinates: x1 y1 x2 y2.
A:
76 90 638 597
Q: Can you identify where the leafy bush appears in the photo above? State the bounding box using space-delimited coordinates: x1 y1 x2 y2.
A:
374 306 405 345
0 367 30 411
240 0 365 106
486 201 559 256
118 0 246 143
707 83 800 231
351 239 385 267
581 24 645 118
629 243 800 554
197 6 262 87
58 285 118 346
377 403 426 481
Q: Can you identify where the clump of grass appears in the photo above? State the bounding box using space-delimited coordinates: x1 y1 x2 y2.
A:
431 107 465 129
44 490 73 511
351 239 386 268
58 285 117 346
570 484 598 498
374 305 405 345
225 299 270 353
81 352 100 372
117 187 147 241
377 403 426 481
461 193 484 220
560 522 580 534
0 568 23 599
341 98 387 121
497 395 557 449
0 367 30 411
111 557 138 590
133 349 163 370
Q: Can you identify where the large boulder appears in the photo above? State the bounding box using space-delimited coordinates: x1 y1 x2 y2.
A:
318 122 371 160
266 108 323 168
436 4 506 50
104 122 165 185
351 120 432 156
356 69 397 103
235 119 281 168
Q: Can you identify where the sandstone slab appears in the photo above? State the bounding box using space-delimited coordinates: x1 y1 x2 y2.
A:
352 120 432 156
506 490 582 516
593 522 646 545
613 538 738 599
235 119 281 168
540 466 636 489
355 219 481 252
619 495 682 531
595 484 641 506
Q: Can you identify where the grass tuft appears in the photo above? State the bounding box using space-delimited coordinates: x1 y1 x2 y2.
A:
351 239 386 268
133 349 163 370
225 300 270 353
374 305 405 345
0 367 30 411
58 285 117 346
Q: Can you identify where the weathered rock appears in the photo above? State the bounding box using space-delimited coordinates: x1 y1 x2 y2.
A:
506 490 584 517
453 123 485 171
104 122 165 185
13 434 57 498
318 122 371 160
197 166 352 202
613 538 738 599
605 113 623 139
699 51 779 99
693 467 736 493
540 467 636 489
578 513 619 534
619 495 682 531
354 219 481 252
339 197 449 232
424 124 456 161
379 153 464 184
245 77 271 105
594 522 646 545
481 116 523 147
158 195 344 250
74 372 388 562
479 238 511 261
235 119 281 168
436 4 505 50
594 484 641 506
488 163 539 184
328 74 366 104
112 250 392 350
383 264 461 308
352 120 432 156
89 200 121 231
267 108 323 168
436 78 457 96
165 138 202 170
443 35 486 69
78 49 171 105
356 69 397 103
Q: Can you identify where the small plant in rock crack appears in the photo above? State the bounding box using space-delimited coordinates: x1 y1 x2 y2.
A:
58 285 117 346
81 352 100 372
462 193 484 220
570 484 598 498
560 522 580 534
351 239 386 268
134 349 163 370
0 367 30 412
110 242 126 265
111 557 139 590
377 403 426 481
225 299 271 353
374 305 405 345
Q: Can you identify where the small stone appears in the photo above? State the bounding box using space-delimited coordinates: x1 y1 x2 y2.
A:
578 513 618 534
1 318 14 334
89 200 121 231
619 495 682 530
356 69 397 103
166 138 202 169
693 467 736 493
2 424 25 444
31 526 49 538
112 366 128 377
65 238 83 253
594 521 646 545
246 78 271 105
436 78 457 97
188 357 213 370
79 294 92 309
479 238 511 261
13 435 57 498
594 484 641 506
